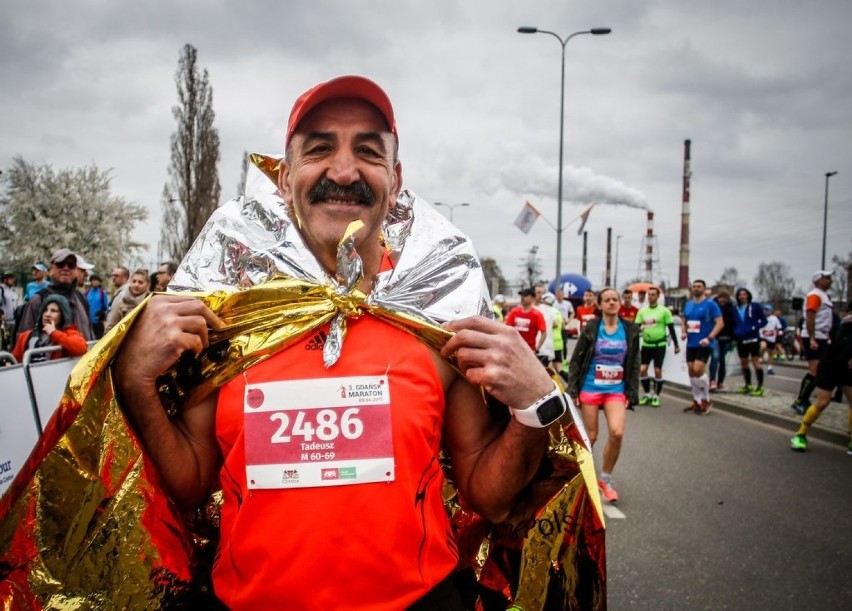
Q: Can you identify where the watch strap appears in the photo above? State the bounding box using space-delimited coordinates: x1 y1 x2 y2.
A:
509 383 567 428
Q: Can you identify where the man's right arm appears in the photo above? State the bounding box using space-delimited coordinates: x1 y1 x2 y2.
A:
805 309 817 348
113 295 225 510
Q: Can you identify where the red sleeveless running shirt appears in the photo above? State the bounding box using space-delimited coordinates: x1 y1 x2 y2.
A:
213 314 457 609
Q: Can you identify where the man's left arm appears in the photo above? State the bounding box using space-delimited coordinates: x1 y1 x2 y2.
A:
440 316 556 523
535 311 547 351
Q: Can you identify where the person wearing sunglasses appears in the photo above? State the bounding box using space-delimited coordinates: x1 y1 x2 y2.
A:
14 248 94 343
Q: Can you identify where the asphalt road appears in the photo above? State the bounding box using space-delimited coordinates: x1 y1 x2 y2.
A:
721 358 804 396
593 395 851 610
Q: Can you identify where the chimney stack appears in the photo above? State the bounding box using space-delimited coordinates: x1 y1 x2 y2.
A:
605 227 612 286
678 139 692 289
645 212 654 280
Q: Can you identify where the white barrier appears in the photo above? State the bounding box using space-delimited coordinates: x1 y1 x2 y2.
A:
0 346 87 496
0 364 41 496
26 350 78 433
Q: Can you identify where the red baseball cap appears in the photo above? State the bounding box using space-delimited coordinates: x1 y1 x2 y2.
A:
285 75 397 146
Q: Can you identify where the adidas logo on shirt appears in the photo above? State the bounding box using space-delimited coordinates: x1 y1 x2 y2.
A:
305 330 327 351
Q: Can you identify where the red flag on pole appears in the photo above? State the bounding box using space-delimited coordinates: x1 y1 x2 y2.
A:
576 204 595 235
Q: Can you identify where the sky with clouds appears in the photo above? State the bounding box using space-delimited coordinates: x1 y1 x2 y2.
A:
2 0 850 297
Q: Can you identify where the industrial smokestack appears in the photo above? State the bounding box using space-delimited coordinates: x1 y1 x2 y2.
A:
678 139 692 289
645 212 654 280
605 227 612 286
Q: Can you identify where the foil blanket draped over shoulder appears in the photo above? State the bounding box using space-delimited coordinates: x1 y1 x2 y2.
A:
0 154 606 610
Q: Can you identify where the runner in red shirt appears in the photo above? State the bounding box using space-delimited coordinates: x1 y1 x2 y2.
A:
617 289 638 322
505 287 547 352
575 289 599 331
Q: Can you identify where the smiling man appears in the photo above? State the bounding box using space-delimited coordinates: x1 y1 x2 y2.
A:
113 76 566 610
15 248 93 342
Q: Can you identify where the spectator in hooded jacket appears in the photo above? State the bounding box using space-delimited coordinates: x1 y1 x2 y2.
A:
733 287 767 396
12 293 87 363
104 268 150 333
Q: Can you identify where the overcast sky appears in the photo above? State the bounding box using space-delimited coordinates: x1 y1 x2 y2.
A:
2 0 850 297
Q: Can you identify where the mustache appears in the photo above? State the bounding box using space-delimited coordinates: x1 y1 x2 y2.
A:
308 178 375 205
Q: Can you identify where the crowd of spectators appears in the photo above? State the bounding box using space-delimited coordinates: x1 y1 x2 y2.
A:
0 248 176 363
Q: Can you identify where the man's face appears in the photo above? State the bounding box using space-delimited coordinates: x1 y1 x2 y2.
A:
278 98 402 271
691 282 706 299
32 268 45 281
3 276 13 286
534 286 543 303
737 290 748 304
583 290 595 306
75 268 88 286
816 275 832 291
555 289 564 302
156 266 171 289
111 268 128 287
648 288 659 306
521 293 534 307
51 259 77 284
90 278 101 287
622 291 632 305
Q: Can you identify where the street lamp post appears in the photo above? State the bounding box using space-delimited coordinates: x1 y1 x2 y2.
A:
518 25 611 287
434 201 470 223
821 171 837 269
614 234 623 289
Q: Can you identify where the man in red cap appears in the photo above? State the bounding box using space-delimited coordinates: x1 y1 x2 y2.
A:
114 76 565 609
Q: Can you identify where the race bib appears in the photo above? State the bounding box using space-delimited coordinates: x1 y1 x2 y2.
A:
761 329 776 339
686 320 701 334
594 364 624 385
243 375 394 489
642 317 657 328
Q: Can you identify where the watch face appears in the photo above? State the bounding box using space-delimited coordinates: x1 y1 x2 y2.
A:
536 395 566 425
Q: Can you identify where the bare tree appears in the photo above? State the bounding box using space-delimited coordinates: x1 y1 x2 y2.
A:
237 150 249 196
0 156 147 271
831 238 851 307
715 266 744 289
753 261 796 308
481 257 509 297
161 44 221 262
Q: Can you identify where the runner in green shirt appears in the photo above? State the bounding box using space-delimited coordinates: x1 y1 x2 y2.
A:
635 286 680 406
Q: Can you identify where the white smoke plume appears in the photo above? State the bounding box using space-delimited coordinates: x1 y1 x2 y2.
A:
477 153 648 210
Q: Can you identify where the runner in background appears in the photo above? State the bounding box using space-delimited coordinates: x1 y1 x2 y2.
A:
635 286 680 407
682 279 723 414
567 288 640 503
760 304 783 375
618 289 638 322
576 289 599 332
505 287 547 355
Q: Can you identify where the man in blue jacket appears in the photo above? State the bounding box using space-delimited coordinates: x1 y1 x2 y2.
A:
733 287 767 396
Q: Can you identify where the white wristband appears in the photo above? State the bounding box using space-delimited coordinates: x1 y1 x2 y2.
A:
509 383 568 428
